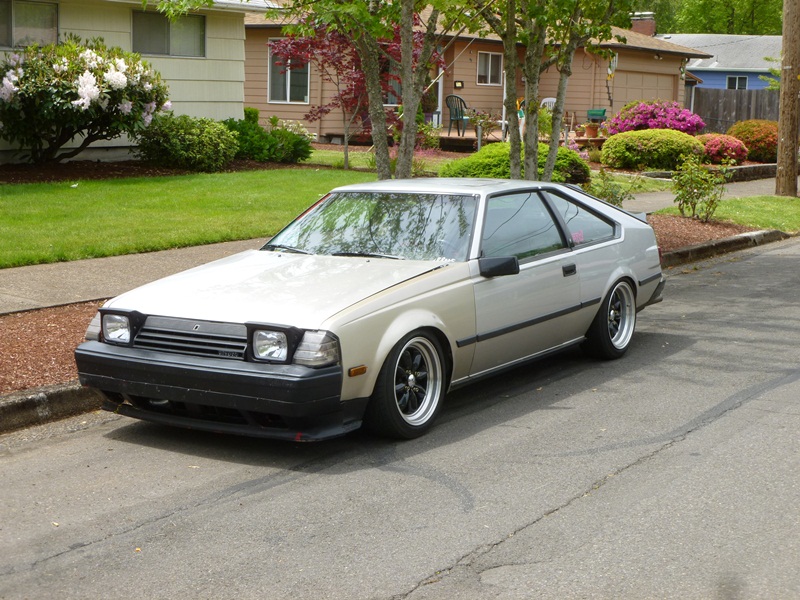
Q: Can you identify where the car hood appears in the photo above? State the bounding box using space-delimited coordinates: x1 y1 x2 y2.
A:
106 250 449 328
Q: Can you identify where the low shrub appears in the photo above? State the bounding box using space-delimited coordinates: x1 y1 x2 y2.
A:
605 100 705 136
439 142 590 183
222 112 312 163
697 133 748 164
726 119 778 162
135 113 238 172
582 168 635 207
601 129 704 170
551 145 591 183
672 154 731 222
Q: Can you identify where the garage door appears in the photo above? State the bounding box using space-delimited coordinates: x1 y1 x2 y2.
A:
612 71 677 109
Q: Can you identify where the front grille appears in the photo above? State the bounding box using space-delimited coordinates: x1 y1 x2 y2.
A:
133 316 248 360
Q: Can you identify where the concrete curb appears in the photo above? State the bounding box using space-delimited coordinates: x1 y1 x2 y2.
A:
660 229 792 268
0 382 104 435
0 229 794 436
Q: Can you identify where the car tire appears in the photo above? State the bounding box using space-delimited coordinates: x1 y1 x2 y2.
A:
583 279 636 359
364 331 446 439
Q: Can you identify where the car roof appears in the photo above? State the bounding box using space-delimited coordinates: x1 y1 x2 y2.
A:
330 178 564 197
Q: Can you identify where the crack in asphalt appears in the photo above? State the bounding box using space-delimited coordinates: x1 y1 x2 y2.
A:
395 368 800 598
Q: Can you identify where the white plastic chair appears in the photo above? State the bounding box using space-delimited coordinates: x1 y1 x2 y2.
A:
540 97 556 110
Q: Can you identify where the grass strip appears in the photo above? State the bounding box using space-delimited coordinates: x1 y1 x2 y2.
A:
0 168 374 268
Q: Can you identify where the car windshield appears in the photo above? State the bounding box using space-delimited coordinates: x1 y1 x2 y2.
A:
266 191 479 261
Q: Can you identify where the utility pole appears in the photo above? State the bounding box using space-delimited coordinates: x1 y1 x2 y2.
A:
776 0 800 196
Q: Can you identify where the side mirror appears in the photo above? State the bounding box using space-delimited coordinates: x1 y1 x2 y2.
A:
478 256 520 277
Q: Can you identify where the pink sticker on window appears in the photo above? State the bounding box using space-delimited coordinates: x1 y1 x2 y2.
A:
572 231 584 244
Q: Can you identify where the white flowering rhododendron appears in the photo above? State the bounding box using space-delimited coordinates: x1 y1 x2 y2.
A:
0 36 169 163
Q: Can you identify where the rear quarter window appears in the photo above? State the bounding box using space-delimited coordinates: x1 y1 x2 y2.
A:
543 191 616 247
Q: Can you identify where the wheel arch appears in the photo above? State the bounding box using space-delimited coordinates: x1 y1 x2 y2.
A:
338 309 457 402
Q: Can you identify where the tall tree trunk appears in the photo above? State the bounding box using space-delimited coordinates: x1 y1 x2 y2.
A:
357 35 392 180
776 0 800 196
503 0 522 179
395 2 439 179
543 41 578 181
520 3 547 181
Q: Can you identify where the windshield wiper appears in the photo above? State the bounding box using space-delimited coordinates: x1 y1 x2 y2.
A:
331 251 404 260
263 244 312 255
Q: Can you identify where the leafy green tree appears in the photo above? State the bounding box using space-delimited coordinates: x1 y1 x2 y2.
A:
759 57 781 90
0 37 169 163
673 0 782 34
631 0 680 33
539 0 634 181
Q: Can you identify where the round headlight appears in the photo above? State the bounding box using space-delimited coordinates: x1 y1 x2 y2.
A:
102 314 131 344
253 330 289 362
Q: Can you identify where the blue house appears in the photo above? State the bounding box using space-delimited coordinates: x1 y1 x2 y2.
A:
654 34 782 90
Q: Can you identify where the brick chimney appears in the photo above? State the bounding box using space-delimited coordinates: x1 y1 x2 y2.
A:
630 12 656 36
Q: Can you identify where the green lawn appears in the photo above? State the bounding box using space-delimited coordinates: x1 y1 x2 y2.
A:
0 168 375 268
308 147 457 175
656 195 800 233
3 154 795 270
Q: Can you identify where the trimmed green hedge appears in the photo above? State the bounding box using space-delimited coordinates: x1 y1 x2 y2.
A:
135 114 238 172
600 129 704 170
439 142 590 183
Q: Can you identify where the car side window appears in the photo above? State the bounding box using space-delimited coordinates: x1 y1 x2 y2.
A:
481 192 566 260
544 192 616 247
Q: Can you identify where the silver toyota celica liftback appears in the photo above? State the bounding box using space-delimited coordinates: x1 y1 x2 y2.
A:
75 178 665 441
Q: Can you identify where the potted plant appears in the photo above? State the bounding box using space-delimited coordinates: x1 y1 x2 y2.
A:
584 122 600 138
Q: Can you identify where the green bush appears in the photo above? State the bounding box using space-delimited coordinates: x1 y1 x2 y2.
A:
135 113 238 172
440 143 515 178
243 106 260 124
552 145 591 183
581 168 635 207
439 142 590 183
223 118 279 162
223 112 312 164
601 129 704 170
672 154 731 222
726 119 778 162
269 127 313 163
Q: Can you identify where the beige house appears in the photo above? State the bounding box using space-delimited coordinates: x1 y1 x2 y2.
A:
1 0 270 160
244 14 710 142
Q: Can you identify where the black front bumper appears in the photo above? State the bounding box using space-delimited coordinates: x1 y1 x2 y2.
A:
75 341 367 441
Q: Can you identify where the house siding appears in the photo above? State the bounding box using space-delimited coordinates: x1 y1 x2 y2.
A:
243 24 696 140
690 71 770 90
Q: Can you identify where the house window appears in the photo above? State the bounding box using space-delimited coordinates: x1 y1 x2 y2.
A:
477 52 502 86
132 11 205 57
268 40 309 103
726 76 747 90
0 0 57 48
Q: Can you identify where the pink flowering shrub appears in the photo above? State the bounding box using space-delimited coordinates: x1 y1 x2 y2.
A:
697 133 748 164
726 120 778 162
605 100 705 136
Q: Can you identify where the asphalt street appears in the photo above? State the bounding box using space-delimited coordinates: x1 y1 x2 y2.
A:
1 236 798 599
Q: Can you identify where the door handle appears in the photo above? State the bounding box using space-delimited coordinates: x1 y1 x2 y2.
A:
562 264 577 277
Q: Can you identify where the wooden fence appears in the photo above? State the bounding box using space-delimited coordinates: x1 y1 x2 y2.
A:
692 88 781 133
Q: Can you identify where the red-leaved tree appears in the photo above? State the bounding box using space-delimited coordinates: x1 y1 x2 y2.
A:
270 17 444 172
